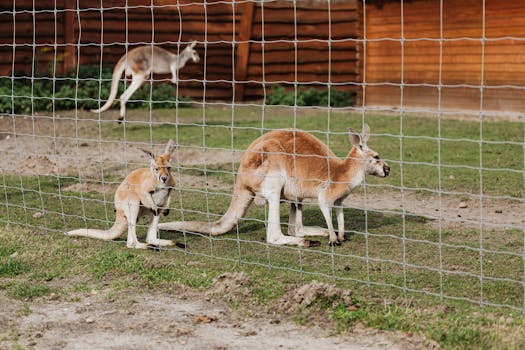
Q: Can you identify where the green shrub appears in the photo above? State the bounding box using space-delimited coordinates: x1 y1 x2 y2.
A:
0 65 192 114
266 85 355 107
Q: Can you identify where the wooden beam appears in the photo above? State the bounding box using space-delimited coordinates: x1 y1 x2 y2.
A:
356 0 364 107
234 1 255 102
63 0 77 73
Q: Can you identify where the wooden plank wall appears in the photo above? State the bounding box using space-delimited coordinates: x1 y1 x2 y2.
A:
75 0 237 100
244 1 360 100
0 0 360 102
364 0 525 113
0 0 242 100
0 0 68 76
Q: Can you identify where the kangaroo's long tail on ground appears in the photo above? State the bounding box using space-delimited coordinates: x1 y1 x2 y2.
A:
66 210 127 241
90 57 127 113
158 186 254 235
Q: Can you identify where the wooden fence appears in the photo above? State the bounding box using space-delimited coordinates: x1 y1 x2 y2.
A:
2 0 525 112
0 0 360 102
364 0 525 113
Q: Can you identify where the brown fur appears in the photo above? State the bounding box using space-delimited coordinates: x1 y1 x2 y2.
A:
66 140 177 249
91 42 200 122
159 126 390 247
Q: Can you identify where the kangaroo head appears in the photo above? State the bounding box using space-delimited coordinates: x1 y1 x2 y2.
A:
141 139 176 184
184 41 200 63
348 124 390 178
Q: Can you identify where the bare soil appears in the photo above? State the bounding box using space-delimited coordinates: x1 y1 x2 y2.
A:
341 188 524 231
0 274 435 350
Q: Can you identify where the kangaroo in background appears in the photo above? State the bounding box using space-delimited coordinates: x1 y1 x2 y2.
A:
66 140 179 249
91 42 200 122
158 125 390 247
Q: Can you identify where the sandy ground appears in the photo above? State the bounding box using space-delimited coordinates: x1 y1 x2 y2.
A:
0 275 435 350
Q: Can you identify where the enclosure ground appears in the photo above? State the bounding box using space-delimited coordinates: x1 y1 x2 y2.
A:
0 109 522 231
0 284 429 350
1 107 524 350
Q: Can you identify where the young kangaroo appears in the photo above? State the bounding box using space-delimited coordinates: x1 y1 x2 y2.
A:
66 140 178 249
91 41 200 122
158 125 390 247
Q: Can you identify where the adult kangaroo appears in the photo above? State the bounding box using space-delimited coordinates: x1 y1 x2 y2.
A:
159 125 390 247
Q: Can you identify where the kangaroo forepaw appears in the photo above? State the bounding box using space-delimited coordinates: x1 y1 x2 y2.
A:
329 240 342 247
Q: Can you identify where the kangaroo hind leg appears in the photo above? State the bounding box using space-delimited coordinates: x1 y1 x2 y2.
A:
123 202 148 249
262 176 308 247
118 73 146 121
288 202 329 238
146 211 174 247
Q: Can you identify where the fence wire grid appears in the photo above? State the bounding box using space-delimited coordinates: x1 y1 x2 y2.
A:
1 0 524 313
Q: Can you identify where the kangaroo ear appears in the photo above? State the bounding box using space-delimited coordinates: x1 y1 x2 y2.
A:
362 123 371 144
141 149 155 160
189 40 196 49
348 128 362 149
164 139 176 156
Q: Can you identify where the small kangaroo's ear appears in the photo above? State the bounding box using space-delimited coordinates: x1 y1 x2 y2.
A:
141 148 155 160
348 128 362 149
362 123 371 144
189 40 196 49
164 139 176 156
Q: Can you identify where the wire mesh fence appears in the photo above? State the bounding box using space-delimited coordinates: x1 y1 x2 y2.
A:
0 0 524 313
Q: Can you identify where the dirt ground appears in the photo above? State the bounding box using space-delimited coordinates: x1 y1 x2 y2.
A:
0 111 520 349
0 275 434 350
0 113 522 231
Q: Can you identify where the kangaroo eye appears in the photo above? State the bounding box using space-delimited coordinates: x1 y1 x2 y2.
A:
373 155 380 160
167 166 171 171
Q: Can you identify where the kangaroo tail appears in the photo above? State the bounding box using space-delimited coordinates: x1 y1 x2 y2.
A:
66 210 128 241
158 186 254 235
91 57 127 113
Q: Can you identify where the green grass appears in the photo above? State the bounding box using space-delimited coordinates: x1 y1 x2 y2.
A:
92 106 524 198
1 223 524 349
5 282 53 300
0 259 28 278
0 106 524 349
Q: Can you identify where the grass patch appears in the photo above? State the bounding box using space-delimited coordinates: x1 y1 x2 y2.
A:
0 259 28 277
5 282 53 300
0 221 524 349
94 106 524 198
1 174 524 309
1 106 524 349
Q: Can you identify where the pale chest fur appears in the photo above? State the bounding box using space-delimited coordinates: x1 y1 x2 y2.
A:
151 185 171 207
347 169 365 191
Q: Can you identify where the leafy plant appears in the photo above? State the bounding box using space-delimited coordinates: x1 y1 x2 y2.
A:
0 65 192 114
266 85 355 107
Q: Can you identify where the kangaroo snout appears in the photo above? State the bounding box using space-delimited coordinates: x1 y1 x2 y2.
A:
383 165 390 177
161 175 169 183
